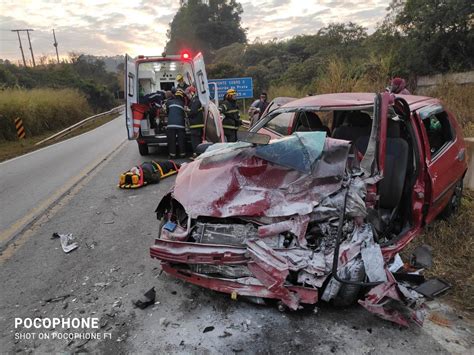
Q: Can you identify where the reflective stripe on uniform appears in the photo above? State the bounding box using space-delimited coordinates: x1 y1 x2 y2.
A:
226 109 239 113
222 125 239 130
168 104 184 110
190 124 204 128
167 124 185 129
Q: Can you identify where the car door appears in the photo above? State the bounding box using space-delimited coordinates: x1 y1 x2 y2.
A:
124 54 138 140
415 104 467 223
191 52 224 143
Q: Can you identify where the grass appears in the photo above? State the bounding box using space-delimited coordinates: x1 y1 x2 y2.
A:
0 112 119 163
0 88 92 141
401 190 474 316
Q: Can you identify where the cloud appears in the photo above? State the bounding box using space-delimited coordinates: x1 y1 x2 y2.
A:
0 0 390 61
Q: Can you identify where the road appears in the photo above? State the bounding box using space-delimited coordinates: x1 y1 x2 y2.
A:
0 118 472 354
0 115 127 250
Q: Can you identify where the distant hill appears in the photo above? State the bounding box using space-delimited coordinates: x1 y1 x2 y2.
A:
80 55 124 73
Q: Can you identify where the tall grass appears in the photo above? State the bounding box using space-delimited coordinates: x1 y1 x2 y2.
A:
0 88 92 141
269 58 473 137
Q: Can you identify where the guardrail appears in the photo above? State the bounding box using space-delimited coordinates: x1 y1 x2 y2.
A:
35 105 124 146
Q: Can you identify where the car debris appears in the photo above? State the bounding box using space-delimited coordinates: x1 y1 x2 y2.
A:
410 244 433 269
52 232 78 253
132 287 156 309
414 278 452 299
149 92 467 327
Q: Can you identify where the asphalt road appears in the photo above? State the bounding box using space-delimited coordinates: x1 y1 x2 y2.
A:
0 120 472 354
0 115 127 249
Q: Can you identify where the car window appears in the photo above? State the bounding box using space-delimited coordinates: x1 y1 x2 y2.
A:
422 111 454 158
264 112 293 135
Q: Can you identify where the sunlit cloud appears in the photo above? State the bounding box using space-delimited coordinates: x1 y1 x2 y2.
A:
0 0 390 62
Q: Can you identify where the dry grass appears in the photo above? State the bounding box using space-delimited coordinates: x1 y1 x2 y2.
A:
0 112 118 162
0 88 92 141
401 190 474 316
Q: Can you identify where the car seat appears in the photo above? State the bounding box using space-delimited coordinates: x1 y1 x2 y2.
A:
332 111 372 142
295 112 330 135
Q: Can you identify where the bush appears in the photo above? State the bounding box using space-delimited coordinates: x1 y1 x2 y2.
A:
0 88 92 141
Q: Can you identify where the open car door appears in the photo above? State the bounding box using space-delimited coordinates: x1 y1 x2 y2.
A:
124 54 137 140
192 52 225 143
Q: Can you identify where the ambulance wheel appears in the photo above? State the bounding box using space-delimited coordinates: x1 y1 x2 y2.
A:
138 142 149 156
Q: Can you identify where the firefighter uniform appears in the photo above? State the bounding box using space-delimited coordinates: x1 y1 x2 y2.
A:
166 90 186 158
219 89 241 142
188 94 204 154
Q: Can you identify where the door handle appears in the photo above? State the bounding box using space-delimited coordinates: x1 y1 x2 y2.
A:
457 148 465 162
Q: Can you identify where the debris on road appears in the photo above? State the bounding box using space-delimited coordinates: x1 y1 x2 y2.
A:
44 294 70 303
132 287 156 309
52 232 78 253
203 326 214 333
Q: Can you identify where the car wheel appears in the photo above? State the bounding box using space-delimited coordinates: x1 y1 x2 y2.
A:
138 142 149 156
441 179 463 219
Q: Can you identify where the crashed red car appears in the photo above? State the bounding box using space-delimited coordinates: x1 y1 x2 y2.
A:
150 92 467 326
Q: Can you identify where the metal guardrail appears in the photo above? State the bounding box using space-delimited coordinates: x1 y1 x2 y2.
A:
35 105 124 146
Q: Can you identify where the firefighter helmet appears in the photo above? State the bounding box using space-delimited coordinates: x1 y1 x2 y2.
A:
226 88 237 96
175 89 185 98
176 74 184 81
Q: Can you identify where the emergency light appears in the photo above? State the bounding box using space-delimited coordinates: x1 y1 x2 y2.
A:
181 51 191 60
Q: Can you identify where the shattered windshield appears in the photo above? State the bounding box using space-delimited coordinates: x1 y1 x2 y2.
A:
255 131 326 173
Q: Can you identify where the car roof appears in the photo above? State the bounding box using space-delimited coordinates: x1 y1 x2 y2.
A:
279 92 439 111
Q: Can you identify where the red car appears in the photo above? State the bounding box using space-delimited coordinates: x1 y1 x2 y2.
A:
150 92 467 326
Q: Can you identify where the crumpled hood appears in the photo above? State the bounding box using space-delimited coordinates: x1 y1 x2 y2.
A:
173 137 351 218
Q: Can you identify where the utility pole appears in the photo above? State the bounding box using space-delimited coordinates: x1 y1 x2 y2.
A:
11 30 26 67
52 29 60 63
26 29 35 67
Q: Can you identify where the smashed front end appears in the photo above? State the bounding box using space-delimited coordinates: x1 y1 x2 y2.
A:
150 132 424 326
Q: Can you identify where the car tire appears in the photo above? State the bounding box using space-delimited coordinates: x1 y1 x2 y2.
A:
332 259 366 307
138 142 149 156
441 179 463 219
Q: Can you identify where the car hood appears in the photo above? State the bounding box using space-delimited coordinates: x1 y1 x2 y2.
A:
173 135 351 218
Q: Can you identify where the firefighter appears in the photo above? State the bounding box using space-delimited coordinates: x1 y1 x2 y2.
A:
186 86 204 158
389 77 411 95
219 88 241 142
165 89 187 158
176 73 189 91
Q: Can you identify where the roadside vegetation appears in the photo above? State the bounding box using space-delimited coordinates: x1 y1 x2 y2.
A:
403 190 474 316
0 88 92 141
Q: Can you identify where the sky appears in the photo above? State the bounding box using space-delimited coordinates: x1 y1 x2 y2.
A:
0 0 390 63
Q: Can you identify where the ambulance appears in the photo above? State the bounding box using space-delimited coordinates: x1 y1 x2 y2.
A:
124 51 223 155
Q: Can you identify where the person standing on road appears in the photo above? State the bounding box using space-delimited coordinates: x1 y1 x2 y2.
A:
219 89 241 142
166 89 187 158
186 86 204 158
249 92 269 126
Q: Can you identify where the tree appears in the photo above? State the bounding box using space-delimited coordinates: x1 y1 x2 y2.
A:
392 0 473 74
165 0 247 58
